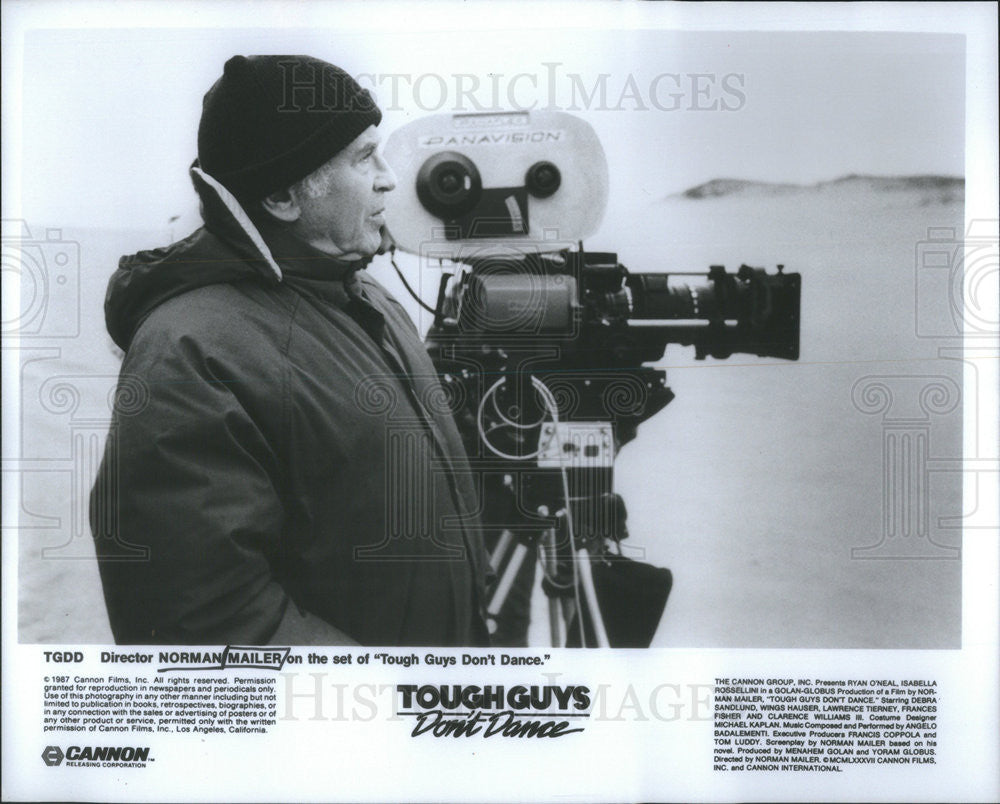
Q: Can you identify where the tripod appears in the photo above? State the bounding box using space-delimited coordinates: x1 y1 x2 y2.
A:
487 524 611 648
478 376 619 648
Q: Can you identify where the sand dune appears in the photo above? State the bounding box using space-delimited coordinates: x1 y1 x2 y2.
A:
678 174 963 204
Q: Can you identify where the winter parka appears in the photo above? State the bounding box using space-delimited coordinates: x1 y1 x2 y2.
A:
89 168 491 646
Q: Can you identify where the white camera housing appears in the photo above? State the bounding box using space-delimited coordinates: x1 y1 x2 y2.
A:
383 110 609 259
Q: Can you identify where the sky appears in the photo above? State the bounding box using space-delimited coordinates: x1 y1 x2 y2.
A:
11 21 967 233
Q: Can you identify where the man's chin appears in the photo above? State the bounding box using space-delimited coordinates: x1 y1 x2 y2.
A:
358 233 384 259
330 238 380 262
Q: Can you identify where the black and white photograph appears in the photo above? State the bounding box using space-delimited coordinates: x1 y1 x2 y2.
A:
3 2 997 802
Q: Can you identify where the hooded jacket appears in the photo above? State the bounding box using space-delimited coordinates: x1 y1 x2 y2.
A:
90 168 491 646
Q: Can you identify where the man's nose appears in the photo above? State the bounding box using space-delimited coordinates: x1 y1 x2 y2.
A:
375 155 397 193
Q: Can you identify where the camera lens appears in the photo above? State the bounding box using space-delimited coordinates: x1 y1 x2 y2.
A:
525 161 561 198
416 152 483 219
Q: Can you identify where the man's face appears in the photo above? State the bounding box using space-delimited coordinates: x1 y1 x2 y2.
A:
291 125 396 259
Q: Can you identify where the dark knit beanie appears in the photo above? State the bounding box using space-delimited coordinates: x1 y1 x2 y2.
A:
197 55 382 200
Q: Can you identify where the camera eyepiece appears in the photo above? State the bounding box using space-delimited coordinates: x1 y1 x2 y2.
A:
525 161 561 198
416 151 483 219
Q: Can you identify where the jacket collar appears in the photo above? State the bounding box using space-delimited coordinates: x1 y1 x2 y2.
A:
190 165 284 281
254 217 367 283
191 163 369 284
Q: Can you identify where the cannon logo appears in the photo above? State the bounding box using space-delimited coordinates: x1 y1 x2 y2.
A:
42 745 152 768
41 746 64 766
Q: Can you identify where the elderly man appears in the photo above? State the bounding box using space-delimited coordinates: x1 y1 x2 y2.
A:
89 55 491 646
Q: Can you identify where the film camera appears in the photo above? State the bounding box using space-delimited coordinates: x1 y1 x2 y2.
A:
383 111 801 647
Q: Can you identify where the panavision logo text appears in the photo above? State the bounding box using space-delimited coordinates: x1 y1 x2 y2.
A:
41 745 152 768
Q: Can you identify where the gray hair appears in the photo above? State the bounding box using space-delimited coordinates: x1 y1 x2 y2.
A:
291 157 339 200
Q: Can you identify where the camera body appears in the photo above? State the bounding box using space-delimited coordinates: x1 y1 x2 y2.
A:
424 247 799 463
383 110 802 645
385 108 800 520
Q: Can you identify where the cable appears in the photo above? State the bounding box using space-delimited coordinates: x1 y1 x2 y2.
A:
389 247 437 315
476 378 546 461
478 373 610 646
537 539 575 590
489 385 547 431
530 377 587 646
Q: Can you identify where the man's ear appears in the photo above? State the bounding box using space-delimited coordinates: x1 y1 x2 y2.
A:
260 189 301 223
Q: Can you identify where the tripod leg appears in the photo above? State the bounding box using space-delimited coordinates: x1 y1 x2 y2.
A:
489 529 515 573
539 525 609 647
576 549 610 647
540 528 564 647
487 542 530 626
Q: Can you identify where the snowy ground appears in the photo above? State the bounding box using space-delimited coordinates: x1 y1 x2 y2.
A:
16 180 963 647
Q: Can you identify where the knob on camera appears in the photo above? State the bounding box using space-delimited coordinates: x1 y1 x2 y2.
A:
525 161 561 198
416 151 483 219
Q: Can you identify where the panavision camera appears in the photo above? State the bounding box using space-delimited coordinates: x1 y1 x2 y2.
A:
383 110 801 648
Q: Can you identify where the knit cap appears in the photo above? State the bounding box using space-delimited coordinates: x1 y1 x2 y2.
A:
197 55 382 199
